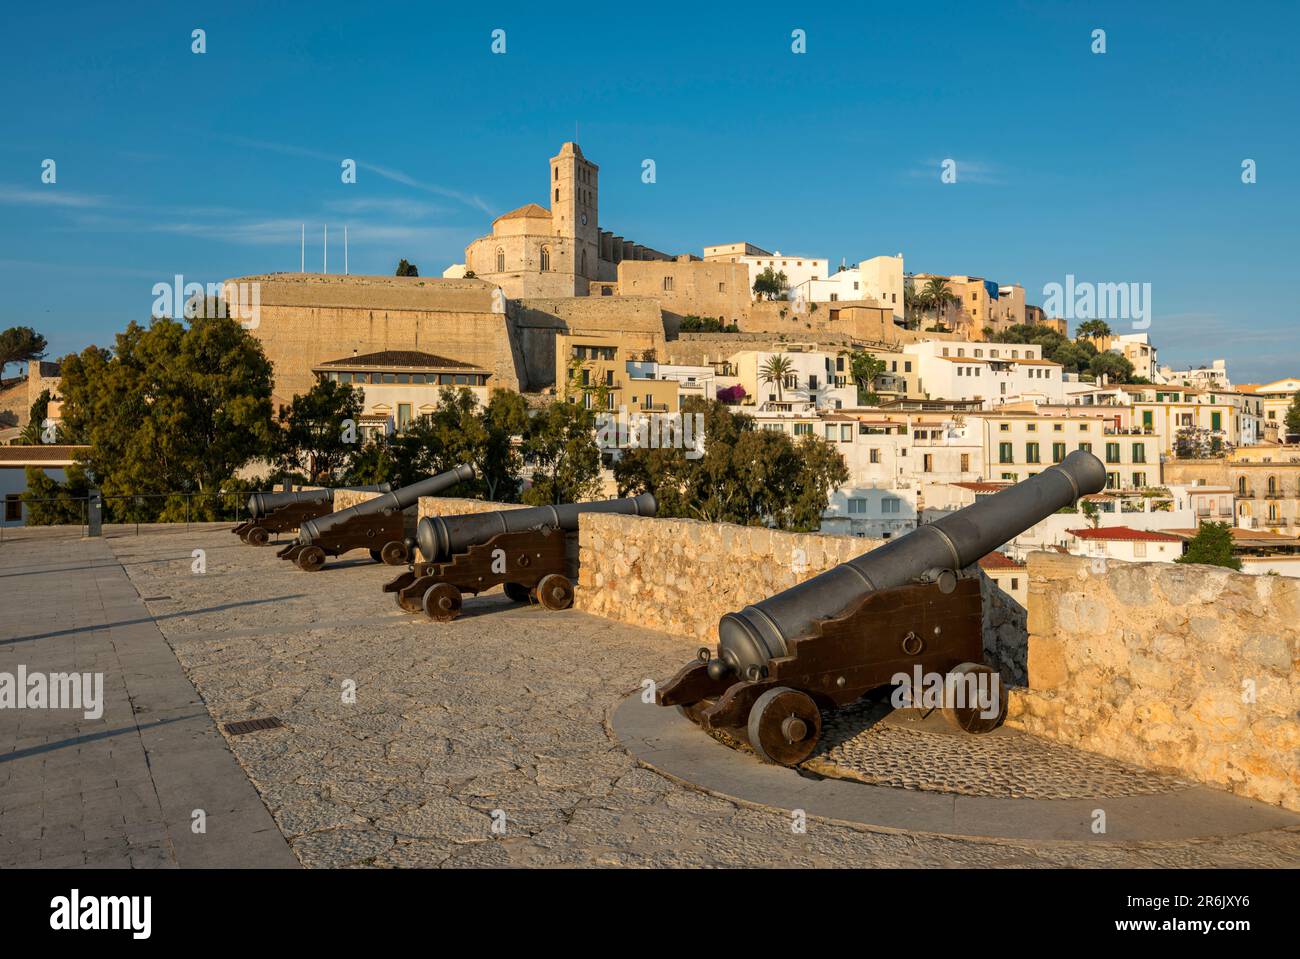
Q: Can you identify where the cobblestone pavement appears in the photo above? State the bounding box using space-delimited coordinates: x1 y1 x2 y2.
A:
98 527 1300 867
805 700 1190 799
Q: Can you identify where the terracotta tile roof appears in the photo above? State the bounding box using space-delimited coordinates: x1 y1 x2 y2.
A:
0 444 89 463
1066 526 1182 543
978 550 1025 570
495 203 551 222
316 351 483 371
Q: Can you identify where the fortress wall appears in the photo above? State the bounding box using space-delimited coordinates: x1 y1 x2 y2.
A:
1013 552 1299 810
573 514 1026 682
224 274 525 405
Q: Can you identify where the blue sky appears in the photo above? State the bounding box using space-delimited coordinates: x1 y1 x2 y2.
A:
2 0 1297 382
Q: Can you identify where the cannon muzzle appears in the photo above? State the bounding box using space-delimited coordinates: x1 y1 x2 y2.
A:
714 450 1106 680
416 493 657 563
298 465 474 544
247 483 391 519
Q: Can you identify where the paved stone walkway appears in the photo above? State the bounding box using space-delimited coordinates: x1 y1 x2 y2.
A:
0 529 297 867
72 526 1300 867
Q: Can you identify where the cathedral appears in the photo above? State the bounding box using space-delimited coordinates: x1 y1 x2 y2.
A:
454 142 672 299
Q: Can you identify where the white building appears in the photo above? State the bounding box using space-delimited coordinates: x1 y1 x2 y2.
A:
1158 359 1231 390
903 340 1066 407
1061 526 1184 563
792 255 906 322
0 445 85 527
702 242 829 298
624 360 717 404
729 346 857 411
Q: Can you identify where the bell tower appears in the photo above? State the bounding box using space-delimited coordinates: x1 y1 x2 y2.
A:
549 142 599 286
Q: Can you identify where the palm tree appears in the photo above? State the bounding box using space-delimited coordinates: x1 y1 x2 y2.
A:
760 353 795 403
922 277 958 330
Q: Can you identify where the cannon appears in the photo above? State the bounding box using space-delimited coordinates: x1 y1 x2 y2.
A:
383 493 657 620
232 484 391 546
656 451 1107 766
278 465 474 571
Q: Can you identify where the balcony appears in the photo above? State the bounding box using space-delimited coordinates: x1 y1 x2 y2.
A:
1264 518 1287 527
1264 490 1287 499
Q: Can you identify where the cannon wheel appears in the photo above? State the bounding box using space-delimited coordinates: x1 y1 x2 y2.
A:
369 548 383 563
747 687 821 766
380 541 409 566
246 526 269 547
396 589 424 613
502 581 532 604
423 582 462 622
941 662 1007 734
535 573 573 612
296 546 327 572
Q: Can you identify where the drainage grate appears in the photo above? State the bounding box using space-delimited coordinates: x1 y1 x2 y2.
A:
222 716 285 736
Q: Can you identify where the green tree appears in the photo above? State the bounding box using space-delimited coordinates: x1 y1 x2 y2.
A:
1089 351 1136 384
395 259 419 277
1075 319 1112 340
15 389 57 445
921 277 958 329
1175 521 1241 570
0 326 47 378
613 398 848 531
275 378 365 483
57 315 276 521
521 401 603 505
759 353 794 403
845 350 887 405
1285 392 1300 439
752 267 789 301
416 387 526 500
20 463 90 525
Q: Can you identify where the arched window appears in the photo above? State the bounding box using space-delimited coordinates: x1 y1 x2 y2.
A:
555 187 560 202
1238 476 1247 495
540 246 551 272
495 248 505 273
1268 475 1278 494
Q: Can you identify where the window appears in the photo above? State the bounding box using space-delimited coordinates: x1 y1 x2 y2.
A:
1133 542 1147 558
869 448 881 464
848 498 867 514
841 424 852 442
495 248 505 272
1010 577 1019 591
4 494 20 522
1053 423 1063 431
923 454 934 472
662 276 674 292
1132 443 1146 463
540 247 551 271
882 497 901 514
999 423 1010 432
1106 442 1120 464
397 403 413 430
794 423 812 436
999 442 1013 464
1107 472 1120 489
1079 442 1092 453
1026 443 1040 464
1133 472 1147 487
1052 442 1066 463
1027 423 1037 432
960 454 970 472
824 424 835 440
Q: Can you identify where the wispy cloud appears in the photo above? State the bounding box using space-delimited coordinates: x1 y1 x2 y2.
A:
0 184 111 208
203 133 494 214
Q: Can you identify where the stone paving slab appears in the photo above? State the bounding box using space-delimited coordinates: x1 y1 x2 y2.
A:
93 526 1300 867
0 533 298 868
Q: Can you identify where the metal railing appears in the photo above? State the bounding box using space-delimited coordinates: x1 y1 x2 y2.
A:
0 489 272 542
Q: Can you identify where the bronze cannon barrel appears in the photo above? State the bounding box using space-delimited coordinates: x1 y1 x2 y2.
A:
298 465 474 544
416 493 657 563
248 483 390 519
714 450 1106 680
